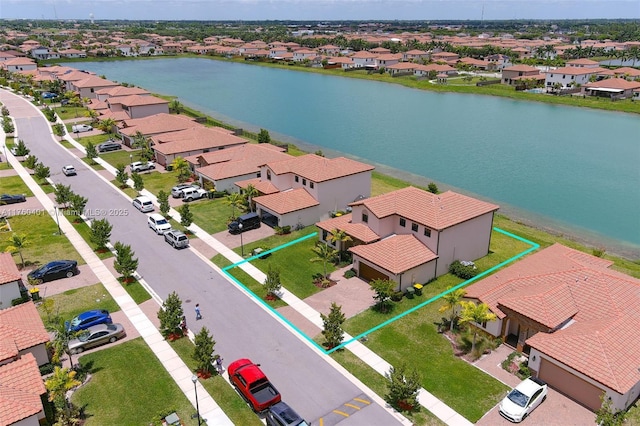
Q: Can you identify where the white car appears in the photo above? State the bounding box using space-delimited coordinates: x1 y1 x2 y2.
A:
71 124 93 133
131 161 155 172
171 183 200 198
147 213 171 234
62 165 77 176
132 195 154 213
499 377 548 423
181 186 208 202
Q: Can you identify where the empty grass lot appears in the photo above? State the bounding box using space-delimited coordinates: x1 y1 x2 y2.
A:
36 283 119 325
72 338 200 426
189 198 233 234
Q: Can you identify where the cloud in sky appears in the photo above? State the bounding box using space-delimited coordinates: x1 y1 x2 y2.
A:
1 0 638 21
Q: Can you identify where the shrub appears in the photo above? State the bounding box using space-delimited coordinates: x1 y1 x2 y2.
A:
343 269 356 279
449 260 478 280
391 291 404 302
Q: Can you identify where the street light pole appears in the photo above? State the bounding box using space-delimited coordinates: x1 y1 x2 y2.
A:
239 223 244 257
191 374 201 426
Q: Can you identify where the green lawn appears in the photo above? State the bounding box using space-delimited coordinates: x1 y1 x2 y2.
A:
0 161 11 170
189 198 234 234
110 180 138 198
118 278 152 304
141 170 181 195
0 175 34 196
72 338 200 426
54 106 88 120
72 133 111 149
169 338 263 426
0 214 84 267
69 215 113 260
82 157 104 170
36 283 119 325
101 150 140 169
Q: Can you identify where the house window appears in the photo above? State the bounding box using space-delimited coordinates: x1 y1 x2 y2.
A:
302 178 307 186
322 230 328 241
266 170 271 180
411 223 418 232
362 213 368 223
295 176 299 183
424 228 431 237
310 182 314 189
257 172 261 178
399 218 406 227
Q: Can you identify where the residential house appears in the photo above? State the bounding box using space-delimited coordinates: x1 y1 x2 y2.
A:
413 63 457 78
351 51 378 68
431 51 460 63
1 57 37 72
369 47 392 55
386 62 418 75
106 94 169 119
292 49 317 62
151 126 248 166
544 66 606 89
318 44 341 56
70 75 119 99
253 155 374 229
458 57 490 70
597 67 640 80
56 70 95 91
187 143 291 192
402 49 430 62
0 253 26 310
95 85 150 102
566 58 601 68
118 113 197 147
326 57 355 69
269 47 289 59
0 302 50 366
57 48 87 58
0 353 47 426
486 54 511 70
316 187 498 290
501 64 543 85
463 243 640 412
375 53 403 69
29 46 59 60
583 78 640 98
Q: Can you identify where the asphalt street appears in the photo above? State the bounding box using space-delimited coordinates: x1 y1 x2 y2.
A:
1 90 403 426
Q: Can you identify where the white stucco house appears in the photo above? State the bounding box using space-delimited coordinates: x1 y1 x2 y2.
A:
0 253 25 310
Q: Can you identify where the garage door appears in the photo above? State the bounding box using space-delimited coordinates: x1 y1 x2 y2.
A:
539 358 603 411
358 262 389 282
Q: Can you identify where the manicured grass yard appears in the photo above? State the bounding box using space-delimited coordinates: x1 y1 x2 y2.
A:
36 283 119 325
0 214 83 267
72 133 111 149
118 278 152 304
0 175 34 196
0 161 11 171
141 170 181 195
72 338 200 426
101 150 140 169
190 198 236 234
54 106 87 120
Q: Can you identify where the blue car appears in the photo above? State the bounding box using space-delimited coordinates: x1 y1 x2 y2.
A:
66 310 112 332
41 92 57 99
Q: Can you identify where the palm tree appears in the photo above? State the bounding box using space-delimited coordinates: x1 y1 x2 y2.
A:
132 131 153 161
311 242 338 279
5 233 28 268
225 192 245 219
47 318 80 368
85 109 98 122
169 99 182 114
243 184 259 212
45 366 81 420
438 287 466 331
171 156 191 183
328 228 352 262
458 301 497 354
97 118 116 136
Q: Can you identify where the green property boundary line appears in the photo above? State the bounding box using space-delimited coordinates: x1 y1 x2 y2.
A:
222 227 539 355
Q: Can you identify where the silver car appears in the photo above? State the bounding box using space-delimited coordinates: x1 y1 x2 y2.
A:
171 183 199 198
68 323 126 354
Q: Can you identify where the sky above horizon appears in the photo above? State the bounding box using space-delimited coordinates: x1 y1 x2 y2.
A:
1 0 638 21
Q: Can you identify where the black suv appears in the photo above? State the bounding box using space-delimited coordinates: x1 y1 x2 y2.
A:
266 402 308 426
97 140 122 153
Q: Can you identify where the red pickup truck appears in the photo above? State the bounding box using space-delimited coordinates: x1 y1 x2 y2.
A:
228 358 281 413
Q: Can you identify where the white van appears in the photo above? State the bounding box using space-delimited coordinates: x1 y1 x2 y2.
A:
132 196 154 213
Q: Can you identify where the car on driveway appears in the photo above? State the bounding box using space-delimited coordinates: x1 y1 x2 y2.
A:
0 194 26 204
131 161 155 172
67 310 112 332
72 124 93 133
68 323 126 354
181 186 208 202
27 260 78 284
171 183 200 198
97 140 122 153
132 195 154 213
148 213 171 234
266 401 309 426
499 377 548 423
164 229 189 249
41 92 57 99
62 165 77 176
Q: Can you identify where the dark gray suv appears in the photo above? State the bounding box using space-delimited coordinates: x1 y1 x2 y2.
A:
97 140 122 153
266 402 308 426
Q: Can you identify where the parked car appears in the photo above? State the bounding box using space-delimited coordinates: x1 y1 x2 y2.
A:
228 212 261 234
68 323 126 354
164 229 189 249
27 260 78 284
97 140 122 153
62 165 77 176
72 124 93 133
0 194 26 204
60 99 69 106
499 377 548 423
266 402 309 426
229 358 281 413
131 161 155 172
171 183 200 198
148 213 171 234
181 186 208 202
41 91 57 99
66 310 112 332
132 195 154 213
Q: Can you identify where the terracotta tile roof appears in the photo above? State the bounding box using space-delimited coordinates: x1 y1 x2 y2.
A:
98 110 130 122
316 213 380 244
350 187 499 230
349 234 437 274
253 188 319 214
0 302 50 363
266 154 374 183
108 94 168 107
584 77 640 90
464 243 640 394
190 144 291 181
56 70 93 82
72 75 119 89
0 353 46 425
95 85 150 96
119 113 197 136
503 64 540 72
152 126 247 155
234 178 280 195
546 66 606 76
567 58 600 66
0 253 21 285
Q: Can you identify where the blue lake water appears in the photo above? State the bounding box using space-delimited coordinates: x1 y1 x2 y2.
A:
73 58 640 257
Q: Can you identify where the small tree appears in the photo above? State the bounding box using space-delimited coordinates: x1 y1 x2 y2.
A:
320 302 346 349
169 99 182 114
595 392 627 426
438 287 467 331
69 193 88 219
328 228 352 262
193 326 217 377
131 171 144 192
171 157 191 183
85 142 97 164
52 122 65 139
157 291 183 338
13 139 30 156
310 242 338 279
47 318 80 368
115 163 129 188
54 183 73 208
458 301 497 354
89 218 112 251
24 154 38 169
243 184 259 212
179 203 193 228
225 192 245 219
158 190 170 217
5 233 28 267
45 366 82 423
385 363 421 411
427 182 439 194
113 241 138 283
2 118 14 134
370 278 396 313
263 264 282 299
34 162 50 181
257 128 271 144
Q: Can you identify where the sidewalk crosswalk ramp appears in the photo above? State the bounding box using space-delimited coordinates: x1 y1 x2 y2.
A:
311 393 372 426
